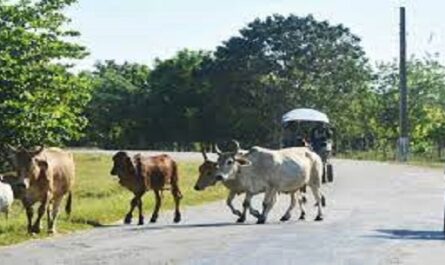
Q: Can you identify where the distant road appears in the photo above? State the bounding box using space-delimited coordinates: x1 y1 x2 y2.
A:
1 157 445 264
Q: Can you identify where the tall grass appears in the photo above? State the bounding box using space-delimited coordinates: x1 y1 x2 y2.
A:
0 153 226 246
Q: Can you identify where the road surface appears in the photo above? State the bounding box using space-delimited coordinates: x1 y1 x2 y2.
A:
1 157 444 265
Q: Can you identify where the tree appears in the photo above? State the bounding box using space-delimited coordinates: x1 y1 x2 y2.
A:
371 56 445 155
82 61 150 148
204 14 372 147
0 0 91 148
148 50 212 146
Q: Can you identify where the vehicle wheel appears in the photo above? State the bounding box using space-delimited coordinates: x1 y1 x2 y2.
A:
322 165 327 184
327 163 334 182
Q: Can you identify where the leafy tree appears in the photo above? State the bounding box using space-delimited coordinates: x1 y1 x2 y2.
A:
0 0 90 148
148 50 212 145
204 14 372 147
371 56 445 155
82 61 150 148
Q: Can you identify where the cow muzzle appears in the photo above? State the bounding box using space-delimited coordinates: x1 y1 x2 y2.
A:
193 185 201 191
215 175 224 182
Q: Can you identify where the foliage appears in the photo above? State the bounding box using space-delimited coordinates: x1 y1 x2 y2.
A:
82 50 212 149
370 56 445 155
0 0 91 149
202 14 372 147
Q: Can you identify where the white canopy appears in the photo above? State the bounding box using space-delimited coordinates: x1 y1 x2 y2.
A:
282 108 329 124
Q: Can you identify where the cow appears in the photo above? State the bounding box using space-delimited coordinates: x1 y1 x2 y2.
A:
110 151 182 225
194 142 307 223
7 146 75 234
194 150 250 223
213 144 326 224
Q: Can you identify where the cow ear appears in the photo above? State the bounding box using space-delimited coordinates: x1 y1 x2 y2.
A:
36 159 48 171
125 156 135 172
235 157 252 167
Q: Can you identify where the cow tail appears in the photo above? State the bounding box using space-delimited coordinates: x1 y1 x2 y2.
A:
65 191 72 216
171 162 182 199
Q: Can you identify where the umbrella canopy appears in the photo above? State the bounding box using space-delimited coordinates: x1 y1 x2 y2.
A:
282 108 330 124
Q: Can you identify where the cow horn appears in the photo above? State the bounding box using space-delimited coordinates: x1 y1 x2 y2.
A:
29 146 44 156
214 143 222 155
200 144 208 161
5 144 17 153
231 139 240 153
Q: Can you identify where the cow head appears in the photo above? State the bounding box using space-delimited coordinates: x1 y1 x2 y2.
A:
110 151 135 177
213 140 251 181
194 149 219 191
6 145 44 189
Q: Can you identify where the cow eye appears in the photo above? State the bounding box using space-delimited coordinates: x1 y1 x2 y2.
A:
227 160 233 165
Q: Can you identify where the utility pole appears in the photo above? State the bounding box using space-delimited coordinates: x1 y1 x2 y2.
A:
398 6 409 162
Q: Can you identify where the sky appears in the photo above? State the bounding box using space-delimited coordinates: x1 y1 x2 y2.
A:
66 0 445 70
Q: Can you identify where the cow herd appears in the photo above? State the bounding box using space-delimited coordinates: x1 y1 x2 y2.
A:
0 140 328 235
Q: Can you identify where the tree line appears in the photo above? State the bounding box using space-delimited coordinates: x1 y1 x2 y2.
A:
1 0 445 170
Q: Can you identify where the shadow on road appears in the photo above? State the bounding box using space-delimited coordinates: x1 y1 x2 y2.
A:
374 229 445 241
129 221 252 232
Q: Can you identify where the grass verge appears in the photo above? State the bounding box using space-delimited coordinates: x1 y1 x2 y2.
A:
0 153 226 246
336 150 444 169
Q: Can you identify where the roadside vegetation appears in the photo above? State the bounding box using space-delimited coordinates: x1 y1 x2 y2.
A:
0 153 226 246
1 0 445 169
336 151 444 169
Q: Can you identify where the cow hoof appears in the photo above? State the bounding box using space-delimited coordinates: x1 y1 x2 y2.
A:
236 217 245 223
314 215 323 221
138 216 144 225
280 214 291 222
298 213 306 221
150 217 157 223
48 229 56 235
173 213 181 223
256 217 266 224
124 214 132 224
31 226 41 234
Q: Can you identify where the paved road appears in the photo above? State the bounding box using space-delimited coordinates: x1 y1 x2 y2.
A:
1 158 445 265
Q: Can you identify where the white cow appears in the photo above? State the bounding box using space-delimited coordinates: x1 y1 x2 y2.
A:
214 145 325 224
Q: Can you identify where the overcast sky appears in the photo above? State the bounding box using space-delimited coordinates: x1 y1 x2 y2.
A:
67 0 445 70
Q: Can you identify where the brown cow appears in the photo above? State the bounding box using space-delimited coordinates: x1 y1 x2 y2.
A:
110 151 182 225
8 146 75 234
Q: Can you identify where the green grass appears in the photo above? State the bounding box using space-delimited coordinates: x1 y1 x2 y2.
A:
336 150 444 169
0 153 227 246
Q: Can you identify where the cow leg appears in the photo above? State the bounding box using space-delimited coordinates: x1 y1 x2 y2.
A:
258 188 277 224
298 190 307 220
25 205 34 234
48 196 63 234
23 198 35 234
171 184 182 223
245 193 261 219
137 197 144 225
32 199 48 234
238 194 249 223
226 191 242 219
280 191 296 222
124 195 139 224
309 185 324 221
150 190 162 223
